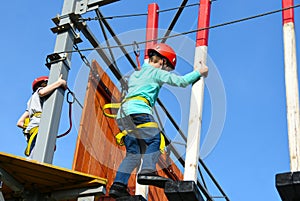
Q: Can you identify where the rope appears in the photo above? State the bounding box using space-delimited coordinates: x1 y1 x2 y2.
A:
57 88 75 138
57 4 300 55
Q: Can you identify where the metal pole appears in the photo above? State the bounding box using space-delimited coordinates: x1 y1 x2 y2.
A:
282 0 300 172
32 0 77 163
184 0 211 182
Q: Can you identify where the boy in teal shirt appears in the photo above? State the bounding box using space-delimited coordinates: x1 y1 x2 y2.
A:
109 43 208 198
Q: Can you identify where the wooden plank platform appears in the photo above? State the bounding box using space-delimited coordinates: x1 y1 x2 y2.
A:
0 152 107 199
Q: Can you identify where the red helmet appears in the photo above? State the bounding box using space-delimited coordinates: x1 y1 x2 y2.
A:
32 76 48 91
148 43 177 69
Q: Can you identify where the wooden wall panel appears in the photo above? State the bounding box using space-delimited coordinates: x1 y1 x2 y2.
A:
72 60 183 201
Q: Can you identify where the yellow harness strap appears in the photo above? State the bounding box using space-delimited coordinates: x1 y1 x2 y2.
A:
103 96 165 152
31 112 42 118
25 127 38 156
23 112 41 156
103 96 149 118
23 117 30 130
103 103 121 118
115 122 166 153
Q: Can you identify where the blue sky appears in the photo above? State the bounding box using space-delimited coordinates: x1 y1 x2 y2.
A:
1 1 299 201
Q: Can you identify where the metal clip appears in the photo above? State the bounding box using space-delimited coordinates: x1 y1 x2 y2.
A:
133 41 140 57
45 53 67 69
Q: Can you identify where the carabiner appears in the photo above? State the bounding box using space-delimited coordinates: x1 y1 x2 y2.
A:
133 41 141 70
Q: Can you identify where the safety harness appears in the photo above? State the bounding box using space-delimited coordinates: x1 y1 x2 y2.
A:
23 112 42 156
103 96 166 153
22 89 75 156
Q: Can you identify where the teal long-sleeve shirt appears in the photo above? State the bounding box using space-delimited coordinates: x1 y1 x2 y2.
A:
117 63 202 118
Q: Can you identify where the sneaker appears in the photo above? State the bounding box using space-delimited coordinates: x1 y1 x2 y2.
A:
137 169 172 188
109 182 130 198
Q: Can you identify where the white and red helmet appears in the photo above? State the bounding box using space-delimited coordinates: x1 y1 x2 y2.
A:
148 43 177 69
32 76 48 91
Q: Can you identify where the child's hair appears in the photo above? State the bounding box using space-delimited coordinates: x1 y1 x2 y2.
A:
149 55 162 64
33 81 47 92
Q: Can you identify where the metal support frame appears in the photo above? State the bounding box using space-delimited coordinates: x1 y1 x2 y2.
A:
0 167 41 201
0 168 23 195
32 0 78 164
0 192 4 201
75 0 120 14
33 0 119 164
165 181 205 201
51 186 105 200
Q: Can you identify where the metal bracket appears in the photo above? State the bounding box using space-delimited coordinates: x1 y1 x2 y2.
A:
51 23 72 34
75 0 120 14
51 186 105 200
77 195 95 201
75 0 89 14
45 53 67 69
0 181 3 201
51 22 82 44
0 168 24 196
0 191 4 201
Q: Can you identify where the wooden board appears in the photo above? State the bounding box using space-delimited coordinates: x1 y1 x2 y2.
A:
0 152 107 198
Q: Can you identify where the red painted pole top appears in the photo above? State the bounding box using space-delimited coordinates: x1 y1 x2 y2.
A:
196 0 211 47
282 0 294 24
145 3 159 59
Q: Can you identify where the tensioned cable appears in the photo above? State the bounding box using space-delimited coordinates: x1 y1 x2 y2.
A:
79 2 200 21
58 4 300 55
158 2 199 13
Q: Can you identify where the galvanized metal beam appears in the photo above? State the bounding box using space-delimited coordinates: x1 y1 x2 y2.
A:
32 0 77 164
0 168 24 194
75 0 119 14
51 186 105 200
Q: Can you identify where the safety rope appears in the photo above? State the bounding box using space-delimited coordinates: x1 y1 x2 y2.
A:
57 3 300 55
57 87 75 138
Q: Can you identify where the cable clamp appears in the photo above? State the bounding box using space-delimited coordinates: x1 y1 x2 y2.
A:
45 53 67 69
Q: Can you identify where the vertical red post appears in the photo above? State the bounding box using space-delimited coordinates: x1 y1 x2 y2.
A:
196 0 211 47
145 3 159 60
282 0 300 172
184 0 212 182
282 0 294 24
